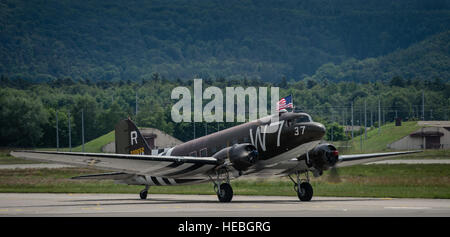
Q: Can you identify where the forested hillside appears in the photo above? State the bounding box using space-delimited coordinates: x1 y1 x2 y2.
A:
1 0 449 82
307 31 450 82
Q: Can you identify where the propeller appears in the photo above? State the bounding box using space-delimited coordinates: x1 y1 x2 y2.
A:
326 149 341 183
327 165 341 183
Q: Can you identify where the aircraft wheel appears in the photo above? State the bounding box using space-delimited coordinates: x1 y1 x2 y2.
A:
217 183 233 203
140 189 148 200
297 182 313 201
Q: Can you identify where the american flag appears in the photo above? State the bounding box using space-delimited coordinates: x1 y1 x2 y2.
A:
277 95 293 110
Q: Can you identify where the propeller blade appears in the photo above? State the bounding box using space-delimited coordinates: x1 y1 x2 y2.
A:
327 166 341 183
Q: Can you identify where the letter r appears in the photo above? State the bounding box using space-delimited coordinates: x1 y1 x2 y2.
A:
130 131 138 145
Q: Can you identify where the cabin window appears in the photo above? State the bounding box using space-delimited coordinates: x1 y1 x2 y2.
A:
200 148 207 157
189 151 197 157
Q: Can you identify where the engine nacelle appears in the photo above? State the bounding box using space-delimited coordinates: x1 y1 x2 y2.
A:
306 143 339 172
213 143 259 171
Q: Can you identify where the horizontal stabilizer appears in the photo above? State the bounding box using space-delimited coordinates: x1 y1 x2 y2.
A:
71 172 134 180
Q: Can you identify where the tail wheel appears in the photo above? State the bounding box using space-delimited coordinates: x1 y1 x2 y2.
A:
140 190 148 199
140 185 149 200
217 183 233 203
297 182 313 201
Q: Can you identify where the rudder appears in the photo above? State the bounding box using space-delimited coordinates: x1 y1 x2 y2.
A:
115 119 151 155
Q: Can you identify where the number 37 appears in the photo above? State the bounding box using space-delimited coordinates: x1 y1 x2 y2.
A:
294 126 306 136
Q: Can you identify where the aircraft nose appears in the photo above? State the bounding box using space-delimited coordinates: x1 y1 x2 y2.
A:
311 122 326 139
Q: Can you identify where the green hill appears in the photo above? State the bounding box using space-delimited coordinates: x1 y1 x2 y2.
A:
308 31 450 82
73 131 115 153
338 121 421 154
1 0 449 82
55 131 115 153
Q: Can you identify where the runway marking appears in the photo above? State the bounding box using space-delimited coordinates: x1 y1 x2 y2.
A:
80 202 102 211
82 207 103 211
0 208 23 213
384 206 432 210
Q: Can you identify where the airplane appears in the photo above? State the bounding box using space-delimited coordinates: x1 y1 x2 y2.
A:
11 110 421 202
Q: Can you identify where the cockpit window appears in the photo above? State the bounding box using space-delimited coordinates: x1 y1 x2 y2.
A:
286 120 292 127
295 114 312 123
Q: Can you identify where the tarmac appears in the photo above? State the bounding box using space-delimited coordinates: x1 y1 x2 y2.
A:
0 193 449 217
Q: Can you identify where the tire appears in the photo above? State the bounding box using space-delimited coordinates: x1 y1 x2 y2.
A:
297 182 313 201
140 190 148 200
217 183 233 203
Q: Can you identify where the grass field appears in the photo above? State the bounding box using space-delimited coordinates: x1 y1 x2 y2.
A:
0 164 449 199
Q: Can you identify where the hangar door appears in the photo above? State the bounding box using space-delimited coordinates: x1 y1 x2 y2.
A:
426 136 440 149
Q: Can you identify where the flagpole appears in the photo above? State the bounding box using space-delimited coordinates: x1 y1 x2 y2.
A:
291 94 294 111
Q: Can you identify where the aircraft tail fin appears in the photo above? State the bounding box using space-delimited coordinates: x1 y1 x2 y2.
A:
115 119 151 155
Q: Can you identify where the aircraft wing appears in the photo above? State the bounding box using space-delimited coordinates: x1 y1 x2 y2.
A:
336 150 422 167
10 150 221 175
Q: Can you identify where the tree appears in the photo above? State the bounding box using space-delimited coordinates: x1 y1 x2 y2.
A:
98 101 127 134
326 122 345 141
389 76 405 87
0 89 48 146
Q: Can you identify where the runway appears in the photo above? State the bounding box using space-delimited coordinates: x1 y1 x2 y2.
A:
0 193 449 217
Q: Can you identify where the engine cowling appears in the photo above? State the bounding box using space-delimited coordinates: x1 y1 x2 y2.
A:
307 143 339 172
213 143 259 171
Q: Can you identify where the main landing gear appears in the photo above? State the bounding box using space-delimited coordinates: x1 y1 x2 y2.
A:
210 168 233 202
289 171 313 201
139 185 149 200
